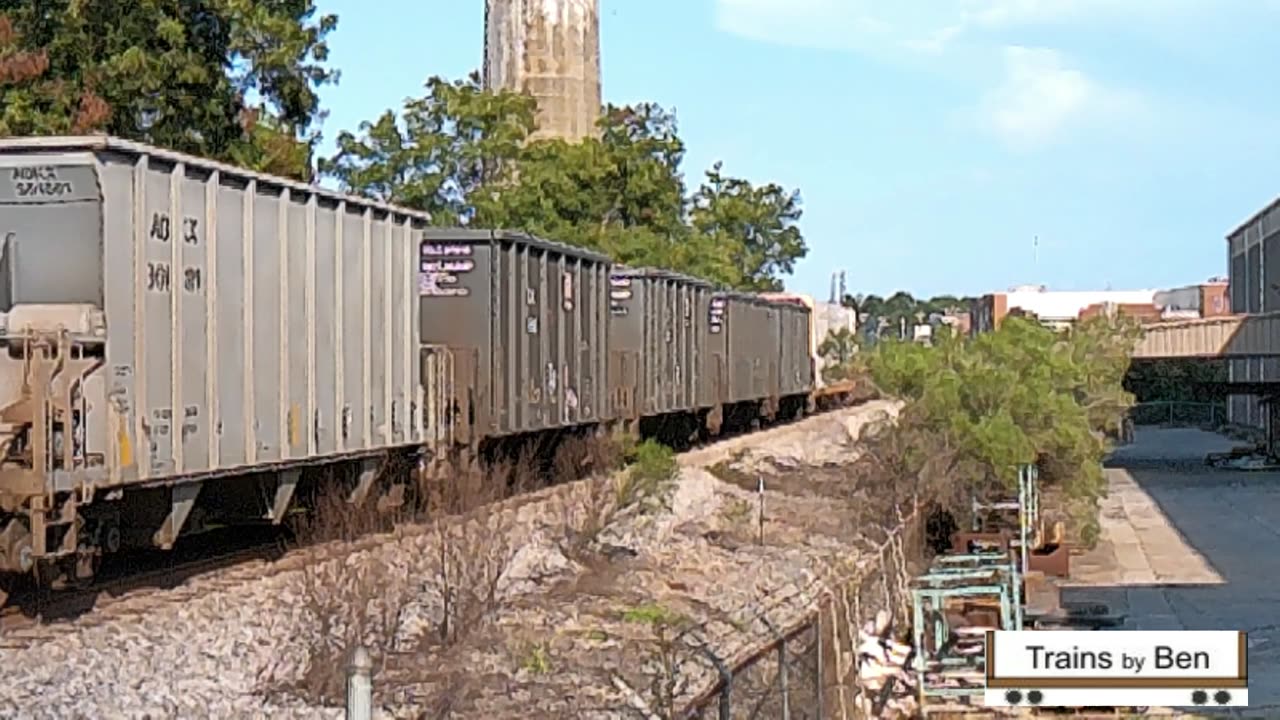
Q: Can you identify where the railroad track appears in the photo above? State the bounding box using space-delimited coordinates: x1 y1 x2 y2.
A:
0 393 873 647
0 528 288 643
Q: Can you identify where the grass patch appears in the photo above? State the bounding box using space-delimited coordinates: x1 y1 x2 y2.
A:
622 602 686 627
519 642 553 675
616 439 679 515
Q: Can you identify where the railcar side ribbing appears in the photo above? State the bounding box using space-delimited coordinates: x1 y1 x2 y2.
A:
0 136 838 590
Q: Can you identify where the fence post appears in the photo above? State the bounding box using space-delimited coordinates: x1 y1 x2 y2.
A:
347 645 373 720
698 644 733 720
764 617 791 720
779 636 791 720
757 475 766 545
814 611 825 719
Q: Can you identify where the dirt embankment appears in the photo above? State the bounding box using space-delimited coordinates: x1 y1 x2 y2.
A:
0 400 913 720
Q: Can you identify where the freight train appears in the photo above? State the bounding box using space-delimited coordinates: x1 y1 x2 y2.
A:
0 136 856 590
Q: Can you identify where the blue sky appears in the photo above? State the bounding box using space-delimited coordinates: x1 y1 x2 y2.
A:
314 0 1280 299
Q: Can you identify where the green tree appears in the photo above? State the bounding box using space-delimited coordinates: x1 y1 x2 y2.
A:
689 161 807 291
325 79 809 290
818 326 859 381
474 103 740 281
320 73 537 223
228 105 318 181
0 14 112 135
1125 358 1227 404
858 315 1138 546
0 1 337 179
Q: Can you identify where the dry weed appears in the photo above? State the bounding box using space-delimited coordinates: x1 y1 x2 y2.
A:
421 460 504 518
265 429 653 712
425 512 520 648
616 603 703 719
291 480 397 546
262 553 415 705
265 499 520 710
555 476 619 562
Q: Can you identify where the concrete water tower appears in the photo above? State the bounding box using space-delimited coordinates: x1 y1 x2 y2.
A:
483 0 603 141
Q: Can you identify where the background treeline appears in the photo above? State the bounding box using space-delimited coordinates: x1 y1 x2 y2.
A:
0 3 803 291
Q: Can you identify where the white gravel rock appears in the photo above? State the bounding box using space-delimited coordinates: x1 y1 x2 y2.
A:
0 404 901 719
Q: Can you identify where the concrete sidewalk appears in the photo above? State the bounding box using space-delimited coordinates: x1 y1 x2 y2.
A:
1061 427 1280 709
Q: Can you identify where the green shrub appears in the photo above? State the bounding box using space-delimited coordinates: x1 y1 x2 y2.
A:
616 439 678 515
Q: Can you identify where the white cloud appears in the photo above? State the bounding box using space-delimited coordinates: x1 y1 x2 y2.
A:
965 0 1220 28
713 0 1244 54
974 47 1143 149
903 24 964 55
712 0 896 53
712 0 1254 148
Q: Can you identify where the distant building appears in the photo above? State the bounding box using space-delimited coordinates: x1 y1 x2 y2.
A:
935 310 971 336
970 285 1159 333
1153 278 1230 319
910 310 971 344
1076 302 1164 324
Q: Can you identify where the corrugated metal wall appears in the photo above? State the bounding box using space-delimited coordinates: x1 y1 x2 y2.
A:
1225 199 1280 430
484 0 602 141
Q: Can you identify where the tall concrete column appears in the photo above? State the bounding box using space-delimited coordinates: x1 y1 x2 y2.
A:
484 0 602 142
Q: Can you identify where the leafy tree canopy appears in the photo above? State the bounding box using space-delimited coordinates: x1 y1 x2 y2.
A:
0 0 338 180
857 314 1142 545
323 74 809 290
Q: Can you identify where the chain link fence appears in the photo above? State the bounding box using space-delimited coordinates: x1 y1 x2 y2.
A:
678 504 924 720
339 501 927 720
1127 400 1226 429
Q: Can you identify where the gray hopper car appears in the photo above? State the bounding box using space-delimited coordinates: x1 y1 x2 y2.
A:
775 299 816 400
417 229 612 446
607 268 713 423
0 135 841 589
718 292 781 405
712 292 815 421
0 136 449 576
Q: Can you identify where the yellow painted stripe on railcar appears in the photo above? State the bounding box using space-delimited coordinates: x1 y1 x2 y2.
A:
117 426 133 468
289 404 301 447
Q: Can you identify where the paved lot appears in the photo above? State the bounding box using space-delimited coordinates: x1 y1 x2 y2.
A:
1062 427 1280 712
